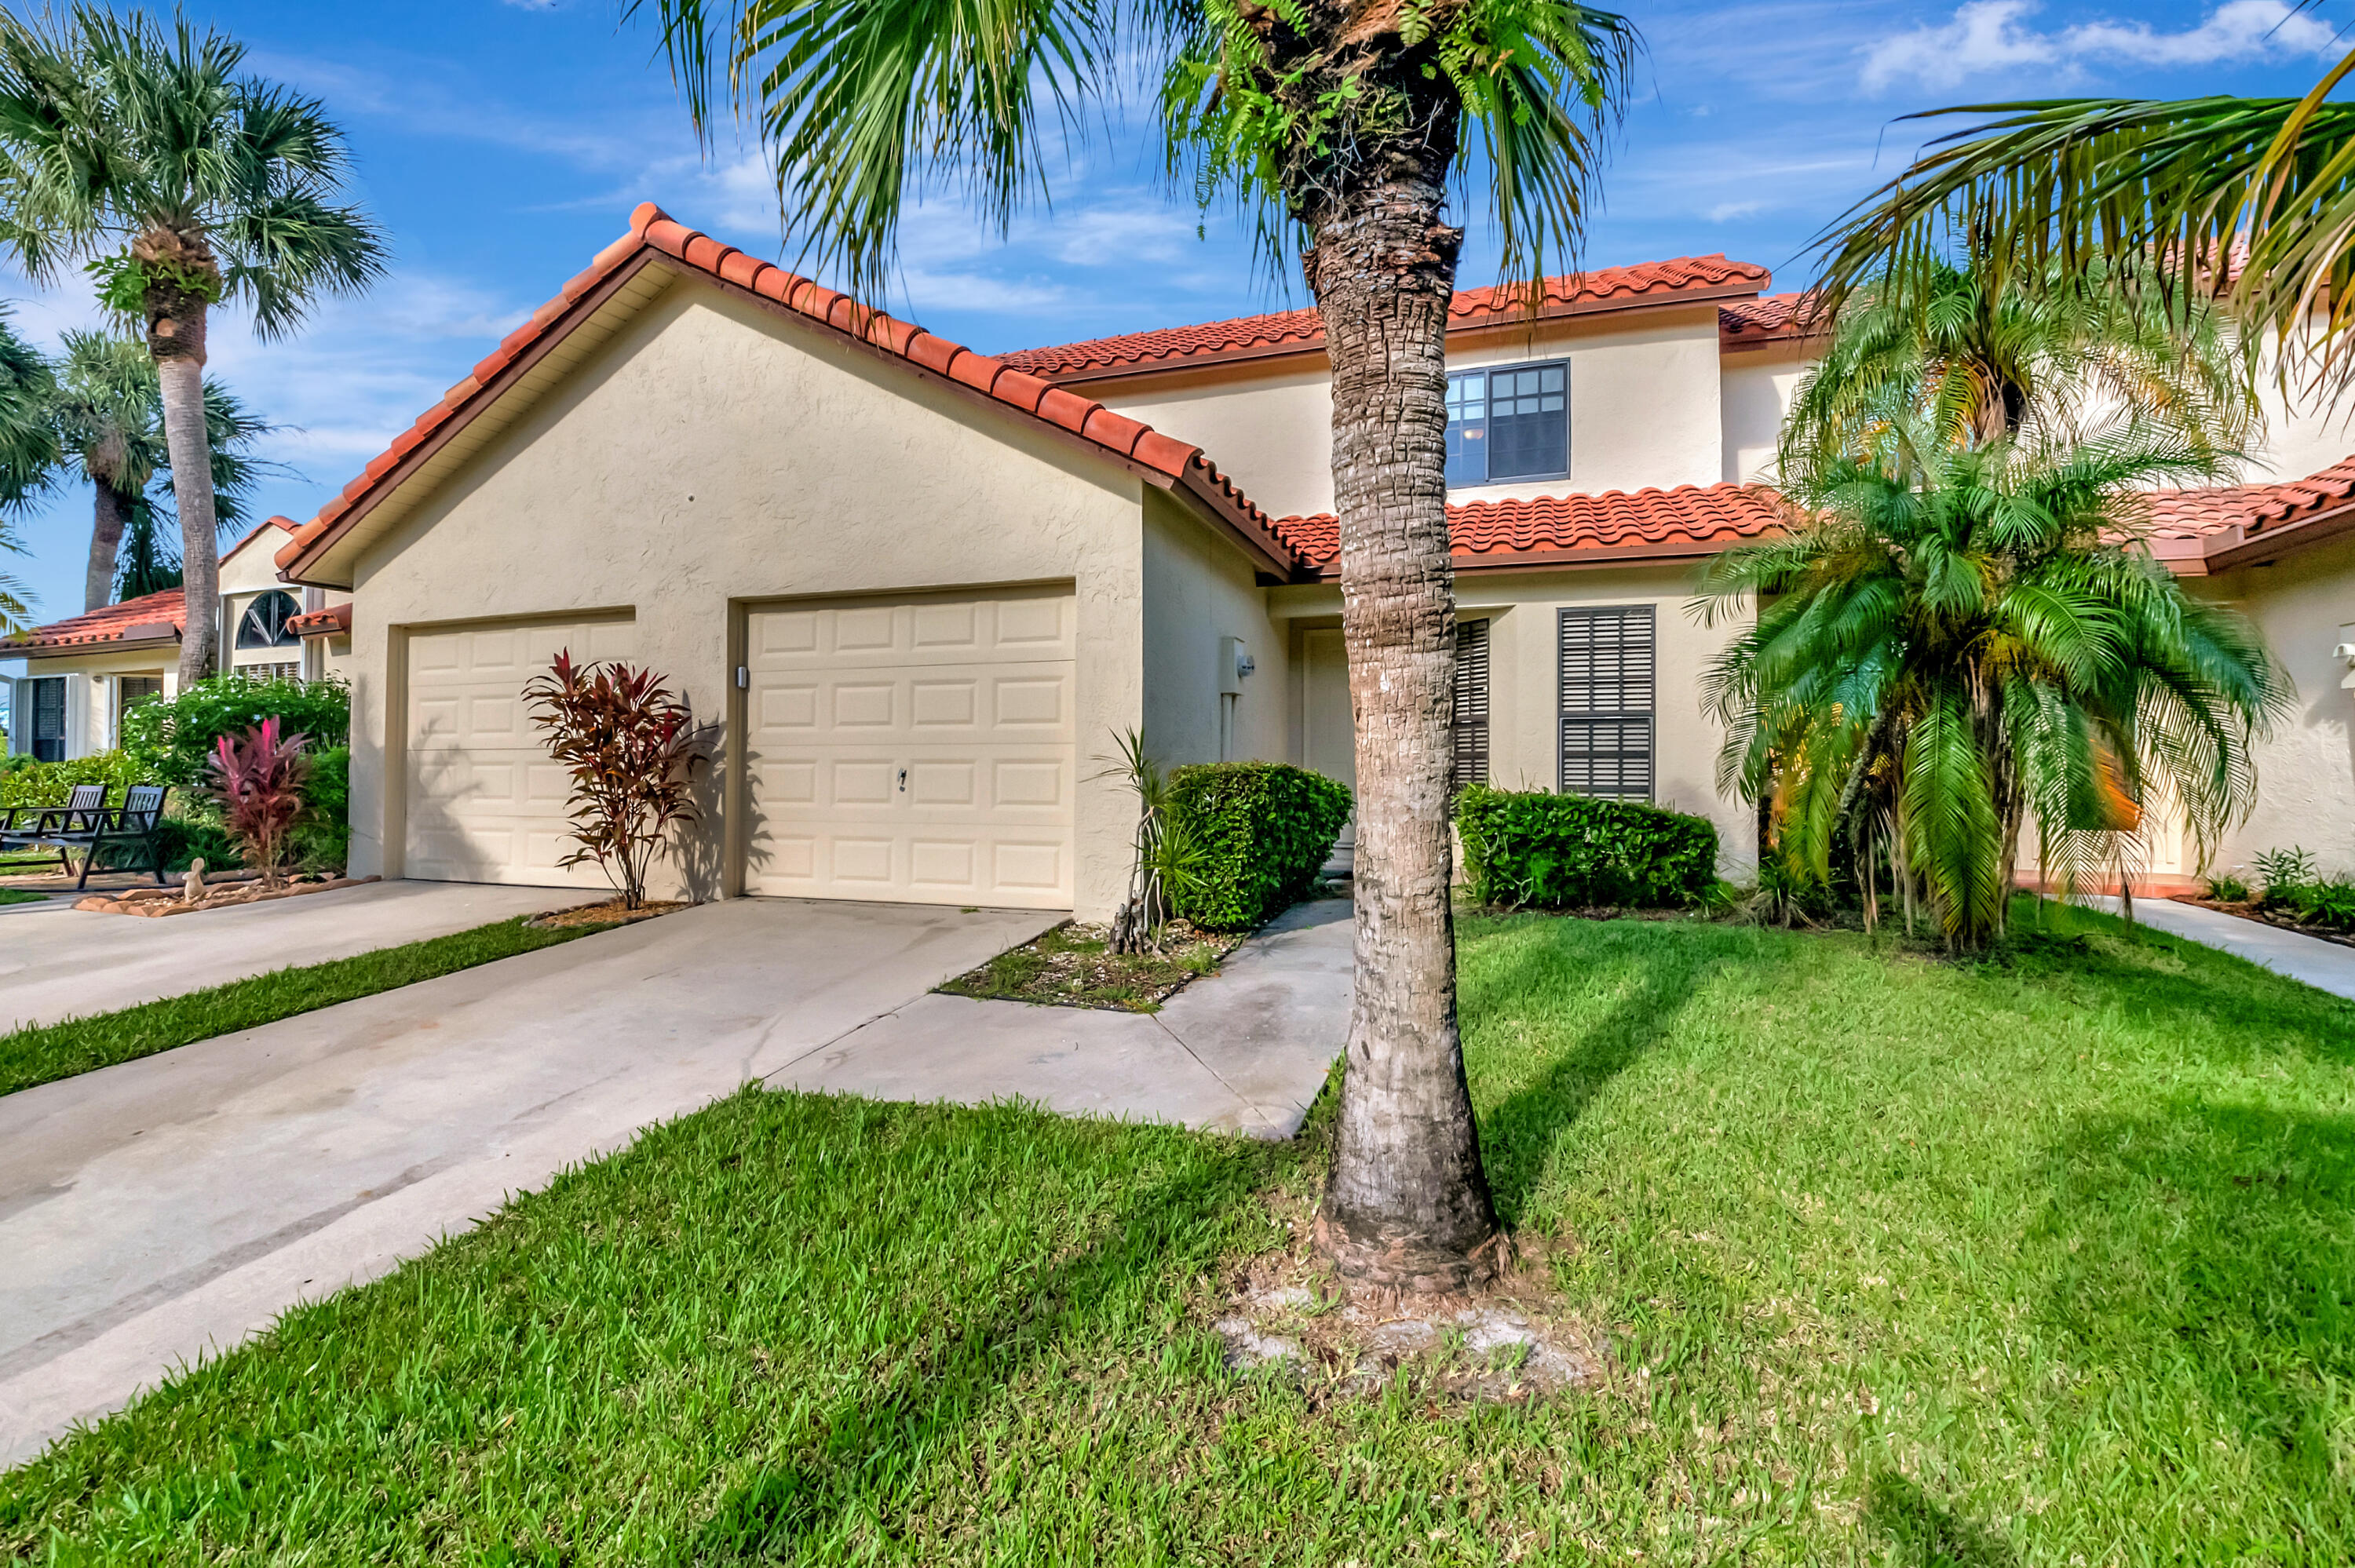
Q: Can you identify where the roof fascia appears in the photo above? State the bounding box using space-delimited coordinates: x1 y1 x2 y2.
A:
1305 534 1769 579
2201 498 2355 571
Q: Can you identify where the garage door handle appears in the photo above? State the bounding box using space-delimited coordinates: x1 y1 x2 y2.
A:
897 768 907 793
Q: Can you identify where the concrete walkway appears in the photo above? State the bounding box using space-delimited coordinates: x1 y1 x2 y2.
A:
0 895 1353 1469
2100 895 2355 1001
785 897 1353 1138
0 880 565 1030
0 898 1055 1468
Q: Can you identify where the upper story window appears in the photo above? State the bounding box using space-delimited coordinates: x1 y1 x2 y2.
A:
1446 359 1568 488
236 590 301 650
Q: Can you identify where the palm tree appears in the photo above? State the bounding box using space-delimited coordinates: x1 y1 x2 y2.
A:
0 6 383 685
1700 421 2291 951
629 0 1635 1289
48 329 158 612
0 305 57 633
1781 257 2255 479
1811 39 2355 386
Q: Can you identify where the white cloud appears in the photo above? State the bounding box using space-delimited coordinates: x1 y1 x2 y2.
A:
1862 0 2340 93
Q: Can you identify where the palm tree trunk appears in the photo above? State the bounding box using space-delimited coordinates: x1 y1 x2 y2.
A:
149 294 217 688
1306 137 1502 1294
84 480 133 611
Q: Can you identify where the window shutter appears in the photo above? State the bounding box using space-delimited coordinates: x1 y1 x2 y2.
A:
1558 607 1656 800
1453 618 1491 789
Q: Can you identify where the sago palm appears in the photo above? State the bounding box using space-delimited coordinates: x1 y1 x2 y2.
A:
1781 257 2255 480
1813 24 2355 388
1700 422 2289 951
0 6 382 684
629 0 1635 1289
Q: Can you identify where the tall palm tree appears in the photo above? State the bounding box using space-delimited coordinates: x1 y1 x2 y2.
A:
49 329 158 612
0 6 383 685
1700 421 2290 952
630 0 1635 1289
1781 257 2255 478
0 304 57 633
1812 31 2355 387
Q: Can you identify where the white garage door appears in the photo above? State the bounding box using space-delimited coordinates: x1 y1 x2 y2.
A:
744 588 1075 908
404 616 637 886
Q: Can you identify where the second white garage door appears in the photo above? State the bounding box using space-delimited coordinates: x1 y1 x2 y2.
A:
744 587 1075 908
404 615 637 886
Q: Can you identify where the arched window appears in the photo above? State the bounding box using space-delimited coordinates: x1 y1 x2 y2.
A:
236 589 301 650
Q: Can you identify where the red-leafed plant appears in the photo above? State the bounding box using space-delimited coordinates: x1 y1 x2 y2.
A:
206 717 313 879
524 652 703 910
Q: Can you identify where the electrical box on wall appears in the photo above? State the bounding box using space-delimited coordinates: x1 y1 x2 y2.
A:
1218 636 1253 695
2339 622 2355 690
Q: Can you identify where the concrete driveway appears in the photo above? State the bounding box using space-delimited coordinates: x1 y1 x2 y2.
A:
0 880 564 1030
0 898 1055 1468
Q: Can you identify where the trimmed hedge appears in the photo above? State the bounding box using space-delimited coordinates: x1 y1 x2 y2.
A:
1454 785 1718 910
0 752 144 810
1166 762 1352 932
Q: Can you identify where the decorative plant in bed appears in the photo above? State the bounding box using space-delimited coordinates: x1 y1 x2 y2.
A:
78 719 375 917
520 651 704 929
2181 847 2355 950
937 738 1350 1012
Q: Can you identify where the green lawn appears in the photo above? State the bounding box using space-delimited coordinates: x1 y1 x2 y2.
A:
0 888 46 906
0 916 605 1098
4 903 2350 1563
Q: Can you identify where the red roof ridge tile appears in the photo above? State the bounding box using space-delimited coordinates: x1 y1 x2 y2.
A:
1270 482 1787 570
279 205 1241 579
1002 256 1773 379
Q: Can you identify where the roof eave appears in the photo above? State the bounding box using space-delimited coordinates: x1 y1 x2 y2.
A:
2202 499 2355 571
1305 530 1780 580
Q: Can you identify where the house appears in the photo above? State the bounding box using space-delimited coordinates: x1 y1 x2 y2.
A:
1 518 353 762
261 202 2354 914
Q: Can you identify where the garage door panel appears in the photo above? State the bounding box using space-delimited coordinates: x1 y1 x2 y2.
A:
745 590 1074 909
403 616 632 888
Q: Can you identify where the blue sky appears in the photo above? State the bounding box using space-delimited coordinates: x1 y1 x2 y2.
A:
0 0 2346 630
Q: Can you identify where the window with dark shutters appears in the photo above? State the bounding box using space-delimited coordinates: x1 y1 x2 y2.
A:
1453 618 1491 789
27 676 65 764
1557 606 1655 800
1444 359 1569 487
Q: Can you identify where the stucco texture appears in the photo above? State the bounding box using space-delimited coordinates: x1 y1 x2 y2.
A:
2195 534 2355 875
339 272 1180 918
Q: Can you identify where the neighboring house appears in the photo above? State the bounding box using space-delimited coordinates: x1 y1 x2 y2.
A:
0 517 352 761
265 202 2355 913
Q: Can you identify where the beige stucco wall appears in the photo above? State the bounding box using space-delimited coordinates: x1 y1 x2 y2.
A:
2190 533 2355 876
1094 304 1731 519
339 273 1164 918
1266 561 1755 875
1140 485 1290 769
1719 345 1809 483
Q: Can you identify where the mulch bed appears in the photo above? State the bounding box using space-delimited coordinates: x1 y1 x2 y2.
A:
2170 895 2355 952
525 899 688 930
76 873 380 918
937 919 1245 1012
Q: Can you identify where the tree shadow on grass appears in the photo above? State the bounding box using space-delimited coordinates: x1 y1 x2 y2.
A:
1459 918 1791 1223
686 1109 1269 1564
2030 1098 2355 1504
1864 1471 2018 1566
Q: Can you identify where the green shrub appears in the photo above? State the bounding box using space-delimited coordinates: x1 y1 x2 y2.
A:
93 812 240 875
0 751 144 809
1164 762 1352 931
1454 785 1718 910
290 745 351 872
121 674 350 789
2203 873 2252 903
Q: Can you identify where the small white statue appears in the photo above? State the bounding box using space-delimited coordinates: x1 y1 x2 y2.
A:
183 856 206 904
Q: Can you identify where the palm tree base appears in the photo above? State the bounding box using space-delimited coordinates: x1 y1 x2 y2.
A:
1313 1210 1510 1296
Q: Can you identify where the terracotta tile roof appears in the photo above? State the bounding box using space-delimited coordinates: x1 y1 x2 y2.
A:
1718 292 1824 348
287 603 352 638
1002 256 1772 379
220 514 298 566
276 205 1299 582
1272 483 1787 572
2143 454 2355 540
0 587 184 655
